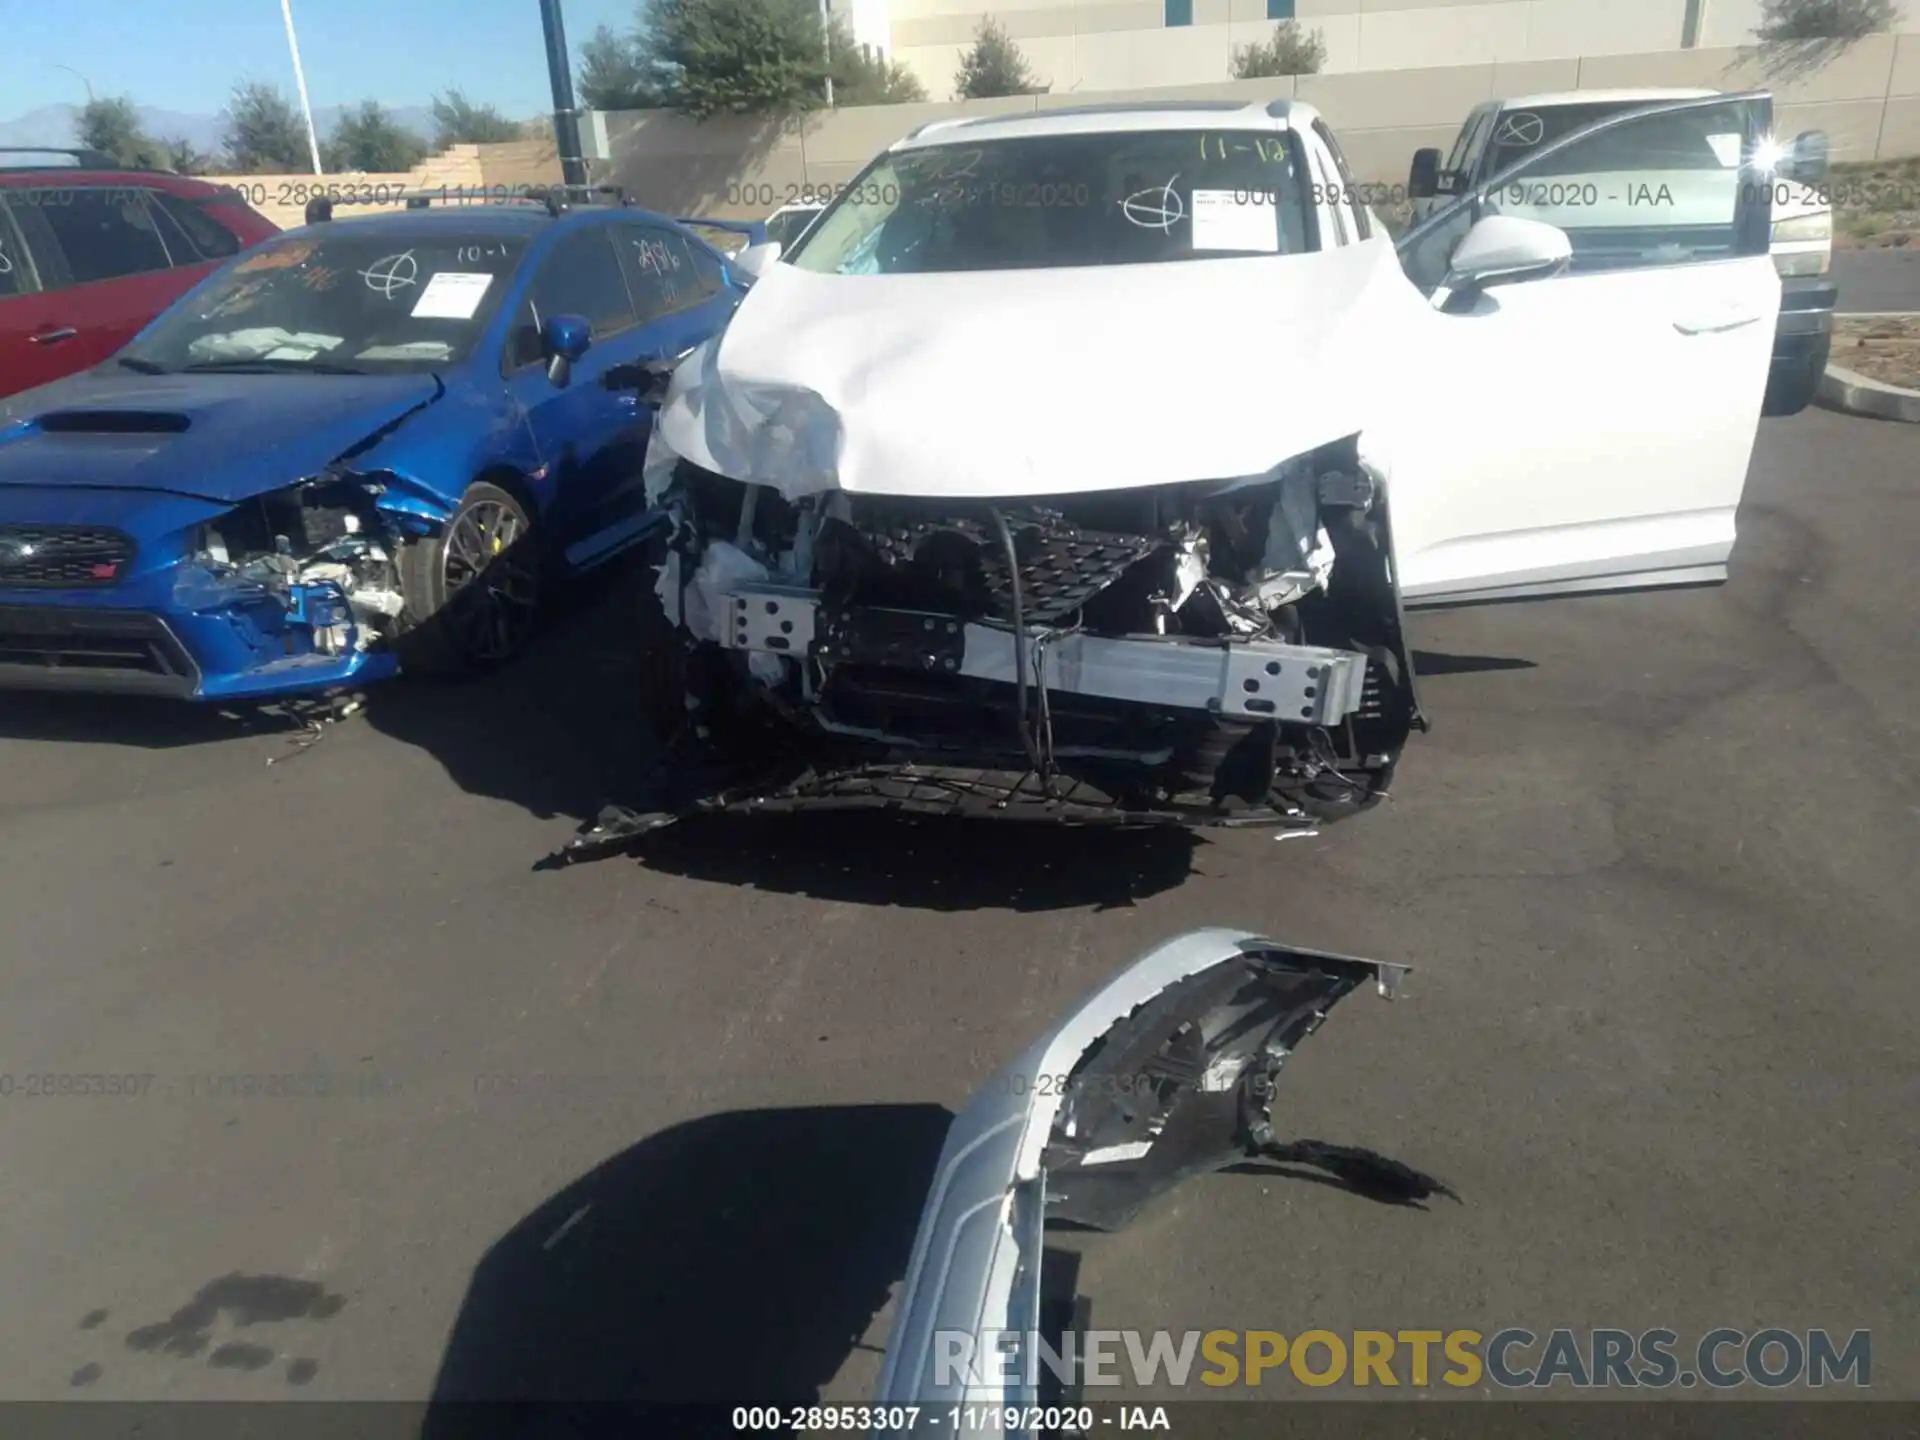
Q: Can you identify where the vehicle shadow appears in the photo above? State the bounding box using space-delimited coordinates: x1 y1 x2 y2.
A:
358 563 666 824
422 1103 952 1424
0 691 314 749
1409 649 1538 676
420 1105 1448 1432
629 811 1203 913
364 564 1207 909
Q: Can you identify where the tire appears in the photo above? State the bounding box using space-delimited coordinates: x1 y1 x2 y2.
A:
1762 333 1829 418
635 564 759 754
635 571 693 749
396 481 543 675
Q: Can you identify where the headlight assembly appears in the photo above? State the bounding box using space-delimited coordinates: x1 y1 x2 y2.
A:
1772 211 1832 246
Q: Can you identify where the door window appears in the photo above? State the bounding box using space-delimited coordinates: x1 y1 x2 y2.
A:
1312 118 1371 240
1477 98 1760 272
1444 106 1491 182
618 225 723 323
147 191 242 262
1306 137 1350 246
1452 107 1500 190
20 188 175 287
0 202 31 297
1397 95 1768 293
525 229 638 342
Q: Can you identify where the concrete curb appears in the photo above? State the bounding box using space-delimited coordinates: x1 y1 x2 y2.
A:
1817 362 1920 422
1820 310 1920 422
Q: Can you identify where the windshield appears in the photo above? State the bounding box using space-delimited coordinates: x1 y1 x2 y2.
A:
765 207 822 250
122 230 530 374
786 128 1314 275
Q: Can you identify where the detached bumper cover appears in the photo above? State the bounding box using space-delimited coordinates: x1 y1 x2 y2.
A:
873 928 1409 1416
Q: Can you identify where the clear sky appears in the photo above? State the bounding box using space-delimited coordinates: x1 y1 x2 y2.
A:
0 0 636 120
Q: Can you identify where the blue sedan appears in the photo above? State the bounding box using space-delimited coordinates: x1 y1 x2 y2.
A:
0 192 755 700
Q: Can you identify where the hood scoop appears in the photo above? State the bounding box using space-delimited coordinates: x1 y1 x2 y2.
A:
37 411 193 435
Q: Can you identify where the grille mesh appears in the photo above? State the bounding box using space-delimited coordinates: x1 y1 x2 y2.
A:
0 526 135 587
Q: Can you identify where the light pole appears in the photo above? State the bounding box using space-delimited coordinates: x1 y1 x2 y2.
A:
820 0 835 106
537 0 589 188
279 0 325 174
53 64 95 104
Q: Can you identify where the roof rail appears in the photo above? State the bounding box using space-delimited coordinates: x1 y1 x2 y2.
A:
901 116 980 143
300 181 631 225
0 145 139 171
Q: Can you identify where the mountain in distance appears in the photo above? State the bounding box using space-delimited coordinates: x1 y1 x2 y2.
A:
0 103 440 160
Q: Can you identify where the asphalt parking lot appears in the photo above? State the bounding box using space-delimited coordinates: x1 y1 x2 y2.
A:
0 405 1915 1409
1835 246 1920 311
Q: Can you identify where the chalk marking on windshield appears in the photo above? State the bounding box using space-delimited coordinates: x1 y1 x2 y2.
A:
633 236 684 274
207 277 269 317
456 243 508 263
360 251 421 299
0 240 10 275
1495 113 1544 147
236 241 317 273
916 148 983 185
1122 176 1184 232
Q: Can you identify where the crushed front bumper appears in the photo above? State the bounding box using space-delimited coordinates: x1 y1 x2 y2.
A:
725 583 1370 727
558 584 1390 863
0 585 397 700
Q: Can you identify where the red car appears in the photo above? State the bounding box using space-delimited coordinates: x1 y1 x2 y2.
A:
0 148 279 399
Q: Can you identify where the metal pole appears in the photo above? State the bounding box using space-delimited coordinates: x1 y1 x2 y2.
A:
820 0 835 106
1680 0 1704 47
53 65 95 103
538 0 589 188
279 0 325 174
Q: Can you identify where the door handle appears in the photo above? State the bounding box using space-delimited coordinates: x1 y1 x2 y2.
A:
30 326 78 345
1673 309 1760 336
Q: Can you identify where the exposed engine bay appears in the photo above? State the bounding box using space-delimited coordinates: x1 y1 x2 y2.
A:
582 436 1426 851
182 475 411 661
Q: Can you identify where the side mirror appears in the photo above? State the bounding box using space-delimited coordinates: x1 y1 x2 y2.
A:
733 241 784 278
1408 148 1443 200
541 313 592 388
1445 214 1572 294
1788 129 1830 183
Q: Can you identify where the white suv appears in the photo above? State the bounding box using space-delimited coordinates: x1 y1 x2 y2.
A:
569 92 1789 857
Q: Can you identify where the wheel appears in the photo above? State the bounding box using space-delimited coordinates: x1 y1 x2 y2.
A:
396 481 543 674
635 560 758 754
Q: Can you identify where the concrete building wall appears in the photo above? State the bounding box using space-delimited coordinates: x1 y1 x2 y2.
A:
885 0 1920 101
587 33 1920 223
211 138 563 233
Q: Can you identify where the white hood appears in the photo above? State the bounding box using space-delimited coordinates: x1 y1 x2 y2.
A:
654 239 1422 502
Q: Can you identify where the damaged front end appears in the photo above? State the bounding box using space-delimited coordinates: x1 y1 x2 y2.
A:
170 468 445 700
595 439 1425 845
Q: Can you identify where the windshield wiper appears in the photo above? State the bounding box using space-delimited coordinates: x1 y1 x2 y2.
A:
115 356 169 374
180 359 369 375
